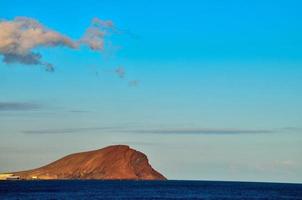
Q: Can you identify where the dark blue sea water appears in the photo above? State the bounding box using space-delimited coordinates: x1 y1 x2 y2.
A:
0 180 302 199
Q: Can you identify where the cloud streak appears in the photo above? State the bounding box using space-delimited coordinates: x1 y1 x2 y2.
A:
0 102 41 111
22 126 282 135
0 17 114 71
123 128 275 135
22 126 124 134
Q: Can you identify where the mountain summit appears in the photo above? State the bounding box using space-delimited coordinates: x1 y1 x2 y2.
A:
14 145 166 180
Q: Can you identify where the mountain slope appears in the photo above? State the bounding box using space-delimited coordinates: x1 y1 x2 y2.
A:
14 145 166 180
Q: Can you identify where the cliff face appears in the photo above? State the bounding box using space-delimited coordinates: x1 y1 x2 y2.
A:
14 145 166 180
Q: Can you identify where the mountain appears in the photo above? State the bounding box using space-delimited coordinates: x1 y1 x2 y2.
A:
14 145 166 180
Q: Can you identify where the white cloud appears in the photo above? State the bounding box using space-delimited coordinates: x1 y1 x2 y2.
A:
0 17 114 71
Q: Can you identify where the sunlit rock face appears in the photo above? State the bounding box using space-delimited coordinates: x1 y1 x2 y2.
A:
14 145 166 180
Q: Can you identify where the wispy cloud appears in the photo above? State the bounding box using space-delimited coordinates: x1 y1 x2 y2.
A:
128 80 140 87
22 126 123 134
122 126 302 134
115 66 125 78
0 102 41 111
68 110 91 113
0 16 141 87
279 127 302 132
113 66 141 87
22 126 279 135
122 128 275 135
79 17 113 51
0 17 76 71
0 17 114 71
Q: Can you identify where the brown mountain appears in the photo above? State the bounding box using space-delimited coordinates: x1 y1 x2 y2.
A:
14 145 166 180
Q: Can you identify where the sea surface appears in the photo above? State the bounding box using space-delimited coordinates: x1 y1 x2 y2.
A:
0 180 302 199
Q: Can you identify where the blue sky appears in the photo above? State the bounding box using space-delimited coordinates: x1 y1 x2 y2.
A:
0 0 302 183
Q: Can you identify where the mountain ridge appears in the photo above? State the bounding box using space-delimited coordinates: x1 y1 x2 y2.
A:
13 145 166 180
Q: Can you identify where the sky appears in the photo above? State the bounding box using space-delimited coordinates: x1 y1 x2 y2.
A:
0 0 302 183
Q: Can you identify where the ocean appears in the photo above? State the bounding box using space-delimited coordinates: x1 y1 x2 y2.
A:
0 180 301 199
